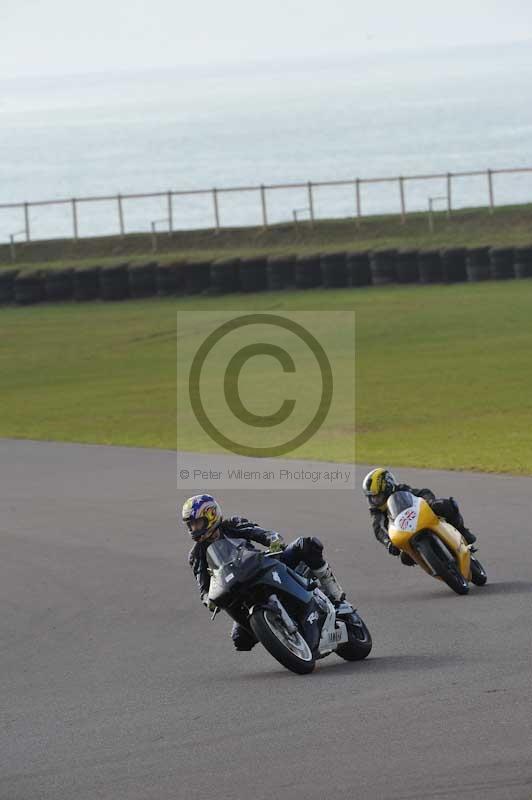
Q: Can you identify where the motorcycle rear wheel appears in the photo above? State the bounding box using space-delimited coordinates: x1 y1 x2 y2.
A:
250 608 315 675
336 613 372 661
470 556 488 586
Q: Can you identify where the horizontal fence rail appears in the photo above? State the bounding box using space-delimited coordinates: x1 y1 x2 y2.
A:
1 165 532 248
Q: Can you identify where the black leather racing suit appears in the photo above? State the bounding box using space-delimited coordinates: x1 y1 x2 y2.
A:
189 516 327 650
370 484 475 557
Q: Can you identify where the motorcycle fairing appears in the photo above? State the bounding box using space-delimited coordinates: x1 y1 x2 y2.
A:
388 494 471 579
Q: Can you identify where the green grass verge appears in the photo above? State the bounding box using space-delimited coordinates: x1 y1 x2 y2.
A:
3 202 532 273
2 280 532 473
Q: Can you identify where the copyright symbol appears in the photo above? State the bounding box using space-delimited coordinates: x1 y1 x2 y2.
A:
188 313 333 458
180 469 190 479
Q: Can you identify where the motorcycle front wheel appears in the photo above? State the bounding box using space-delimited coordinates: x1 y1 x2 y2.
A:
415 534 469 595
250 608 315 675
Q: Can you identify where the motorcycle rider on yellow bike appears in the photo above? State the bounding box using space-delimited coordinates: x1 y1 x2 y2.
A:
363 468 477 566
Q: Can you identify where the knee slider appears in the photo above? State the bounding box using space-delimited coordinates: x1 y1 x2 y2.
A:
300 536 324 570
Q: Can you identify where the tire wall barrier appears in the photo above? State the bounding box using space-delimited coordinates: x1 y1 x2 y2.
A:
513 246 532 279
100 263 129 300
238 257 268 293
346 251 371 286
0 269 19 303
45 268 74 301
418 250 443 283
441 248 467 283
489 247 514 280
129 262 156 298
210 258 240 294
15 271 44 305
267 255 295 290
295 254 322 289
320 252 347 288
156 262 183 296
73 267 100 301
370 249 396 285
466 248 490 282
396 250 419 283
183 261 211 295
3 244 532 308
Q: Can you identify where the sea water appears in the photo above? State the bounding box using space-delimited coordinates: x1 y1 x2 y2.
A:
1 41 531 240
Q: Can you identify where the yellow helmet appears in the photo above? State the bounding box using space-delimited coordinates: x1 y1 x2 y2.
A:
362 468 397 510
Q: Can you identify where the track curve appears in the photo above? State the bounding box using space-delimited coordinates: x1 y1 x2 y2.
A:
1 440 531 799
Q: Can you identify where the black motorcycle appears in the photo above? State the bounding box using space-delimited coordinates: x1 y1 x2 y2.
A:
207 537 372 675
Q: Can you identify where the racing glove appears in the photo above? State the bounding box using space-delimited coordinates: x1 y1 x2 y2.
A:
268 532 285 553
387 542 400 557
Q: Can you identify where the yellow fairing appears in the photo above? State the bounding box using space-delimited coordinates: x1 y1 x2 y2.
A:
388 498 471 580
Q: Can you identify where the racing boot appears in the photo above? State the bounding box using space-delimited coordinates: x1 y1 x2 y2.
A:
446 498 477 548
312 562 346 604
460 526 477 547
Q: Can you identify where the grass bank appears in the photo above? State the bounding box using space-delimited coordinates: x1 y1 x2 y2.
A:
2 202 532 273
2 281 532 473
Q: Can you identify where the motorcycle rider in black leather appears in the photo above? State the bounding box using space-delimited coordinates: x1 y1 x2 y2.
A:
182 494 345 651
362 468 477 566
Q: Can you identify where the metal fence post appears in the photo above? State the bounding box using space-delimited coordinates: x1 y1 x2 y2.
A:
24 202 30 242
307 182 315 226
446 173 452 217
355 179 361 227
9 234 16 262
212 188 220 232
260 185 268 228
428 198 435 233
117 194 125 237
487 170 495 214
399 177 406 223
167 191 173 235
151 222 157 253
71 199 78 241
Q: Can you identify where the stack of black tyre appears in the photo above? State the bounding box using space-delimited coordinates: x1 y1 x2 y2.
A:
441 248 467 283
370 250 396 285
44 268 74 301
238 257 268 293
129 262 157 298
100 263 130 300
466 248 491 282
14 271 44 305
267 255 295 291
346 252 371 286
320 252 347 288
489 248 514 280
74 266 100 300
295 254 321 289
182 261 211 294
417 250 443 283
4 240 532 310
156 262 184 296
395 250 418 283
210 258 240 294
513 246 532 279
0 269 19 304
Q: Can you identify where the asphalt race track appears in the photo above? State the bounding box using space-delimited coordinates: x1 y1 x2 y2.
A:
1 440 531 800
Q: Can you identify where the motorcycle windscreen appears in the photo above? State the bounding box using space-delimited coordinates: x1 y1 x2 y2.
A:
387 491 415 520
206 537 247 570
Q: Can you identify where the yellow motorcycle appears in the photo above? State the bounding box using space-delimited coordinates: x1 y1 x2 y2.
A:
387 491 487 595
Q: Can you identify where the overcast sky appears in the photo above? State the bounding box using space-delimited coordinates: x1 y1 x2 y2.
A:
3 0 532 78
